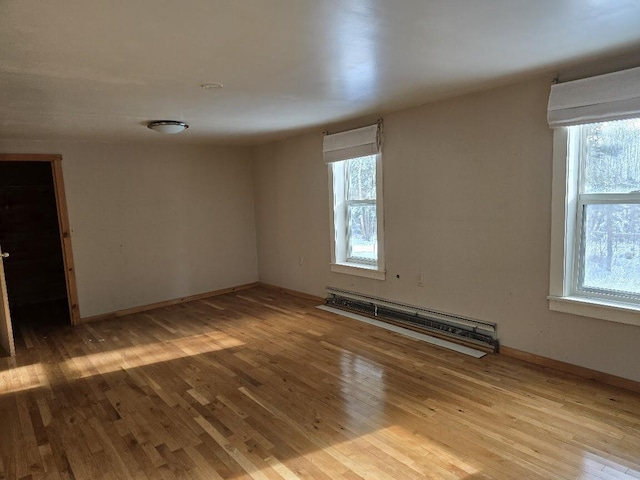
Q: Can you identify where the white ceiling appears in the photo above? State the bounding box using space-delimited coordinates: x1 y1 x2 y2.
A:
2 0 640 145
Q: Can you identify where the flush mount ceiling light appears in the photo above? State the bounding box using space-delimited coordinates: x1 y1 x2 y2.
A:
147 120 189 134
201 83 223 90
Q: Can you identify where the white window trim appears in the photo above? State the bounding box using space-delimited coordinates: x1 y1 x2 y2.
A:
330 262 386 280
328 154 385 280
548 295 640 327
548 127 640 326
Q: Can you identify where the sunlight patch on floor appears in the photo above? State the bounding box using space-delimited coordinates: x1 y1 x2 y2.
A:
66 332 245 379
0 362 49 395
582 451 640 479
384 424 482 477
1 332 245 394
298 425 482 479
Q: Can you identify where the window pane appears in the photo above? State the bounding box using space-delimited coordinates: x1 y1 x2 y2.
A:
583 118 640 194
580 203 640 297
347 155 376 200
347 204 377 261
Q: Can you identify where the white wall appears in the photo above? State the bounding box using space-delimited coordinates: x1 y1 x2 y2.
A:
0 141 258 317
252 77 640 382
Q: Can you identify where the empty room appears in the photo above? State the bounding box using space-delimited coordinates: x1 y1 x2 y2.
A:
1 1 640 479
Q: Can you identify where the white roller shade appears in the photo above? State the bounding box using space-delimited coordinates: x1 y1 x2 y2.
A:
323 124 380 163
548 66 640 127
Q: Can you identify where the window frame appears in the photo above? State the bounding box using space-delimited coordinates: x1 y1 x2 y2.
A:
328 153 385 280
548 125 640 326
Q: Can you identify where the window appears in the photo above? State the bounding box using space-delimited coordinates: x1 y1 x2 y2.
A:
333 154 381 266
572 119 640 302
324 124 385 279
548 66 640 325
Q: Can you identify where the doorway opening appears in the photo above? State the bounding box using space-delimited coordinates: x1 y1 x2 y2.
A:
0 154 79 353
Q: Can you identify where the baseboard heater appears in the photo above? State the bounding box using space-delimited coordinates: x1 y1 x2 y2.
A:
324 287 499 353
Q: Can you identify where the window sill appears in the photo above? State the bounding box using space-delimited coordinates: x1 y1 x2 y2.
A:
548 295 640 327
330 263 386 280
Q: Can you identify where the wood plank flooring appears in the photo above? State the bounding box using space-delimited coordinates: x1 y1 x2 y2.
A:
1 286 639 479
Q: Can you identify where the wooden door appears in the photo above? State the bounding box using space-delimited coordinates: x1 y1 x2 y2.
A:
0 244 15 356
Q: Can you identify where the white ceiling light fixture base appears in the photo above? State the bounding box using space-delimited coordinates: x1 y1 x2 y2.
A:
147 120 189 134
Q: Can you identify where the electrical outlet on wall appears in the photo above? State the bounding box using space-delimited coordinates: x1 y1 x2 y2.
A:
417 273 425 287
299 256 304 266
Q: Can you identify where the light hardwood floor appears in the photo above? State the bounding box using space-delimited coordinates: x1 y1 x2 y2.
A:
1 286 639 480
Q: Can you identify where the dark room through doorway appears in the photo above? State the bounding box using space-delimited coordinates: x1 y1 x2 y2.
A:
0 161 70 336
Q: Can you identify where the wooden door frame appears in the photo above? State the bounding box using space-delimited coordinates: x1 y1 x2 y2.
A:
0 154 80 325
